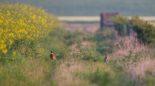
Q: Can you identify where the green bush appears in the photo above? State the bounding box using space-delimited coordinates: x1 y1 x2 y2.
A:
131 17 155 45
113 15 155 46
78 67 134 86
39 28 69 60
95 28 115 54
113 15 130 36
88 69 111 86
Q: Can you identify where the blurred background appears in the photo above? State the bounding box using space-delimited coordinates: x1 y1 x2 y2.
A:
0 0 155 86
1 0 155 16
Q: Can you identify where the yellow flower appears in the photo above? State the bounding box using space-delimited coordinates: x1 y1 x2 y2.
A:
32 15 36 20
2 48 8 54
0 3 58 54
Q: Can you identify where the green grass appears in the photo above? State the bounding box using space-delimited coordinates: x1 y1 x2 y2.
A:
0 3 155 86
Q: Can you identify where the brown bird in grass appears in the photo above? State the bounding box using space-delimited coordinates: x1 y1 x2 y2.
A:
50 51 56 60
104 54 109 63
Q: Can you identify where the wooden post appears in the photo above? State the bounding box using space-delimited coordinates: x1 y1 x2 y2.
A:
100 12 119 29
100 13 104 29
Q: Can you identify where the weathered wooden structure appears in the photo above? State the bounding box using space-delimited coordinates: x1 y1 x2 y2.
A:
100 12 119 29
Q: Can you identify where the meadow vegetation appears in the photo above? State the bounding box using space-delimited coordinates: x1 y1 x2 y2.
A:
0 3 155 86
114 16 155 46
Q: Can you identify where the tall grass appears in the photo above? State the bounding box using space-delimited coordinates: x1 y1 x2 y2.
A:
0 3 155 86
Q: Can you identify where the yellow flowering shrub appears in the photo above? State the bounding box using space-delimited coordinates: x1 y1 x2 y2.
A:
0 3 59 54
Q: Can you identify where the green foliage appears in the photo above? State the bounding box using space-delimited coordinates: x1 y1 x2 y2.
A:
0 28 66 86
131 17 155 45
64 30 93 45
0 3 60 86
95 28 115 54
0 57 57 86
113 16 131 36
78 67 134 86
88 69 111 86
145 75 155 86
113 16 155 46
80 47 100 61
38 28 69 60
0 3 154 86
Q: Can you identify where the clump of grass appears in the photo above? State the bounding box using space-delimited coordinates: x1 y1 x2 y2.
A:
76 62 134 86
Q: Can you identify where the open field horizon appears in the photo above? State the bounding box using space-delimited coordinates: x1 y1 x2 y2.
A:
58 16 155 22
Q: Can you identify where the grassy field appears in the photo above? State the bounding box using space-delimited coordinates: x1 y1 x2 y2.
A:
0 3 155 86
